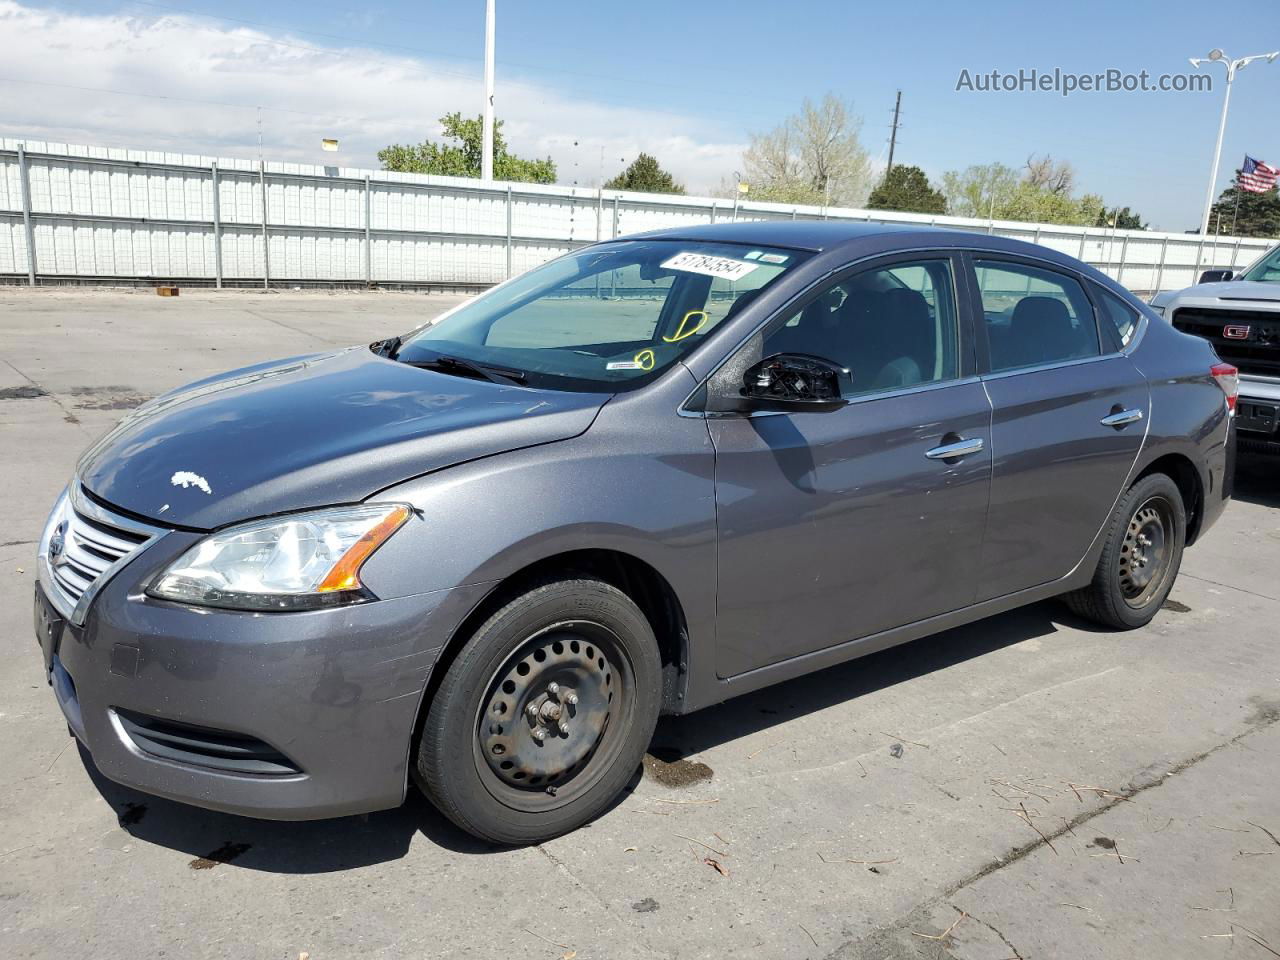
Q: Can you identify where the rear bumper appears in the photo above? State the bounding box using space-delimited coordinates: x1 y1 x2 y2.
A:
37 559 489 820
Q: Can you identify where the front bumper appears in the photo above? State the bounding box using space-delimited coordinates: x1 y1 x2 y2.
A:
35 527 489 820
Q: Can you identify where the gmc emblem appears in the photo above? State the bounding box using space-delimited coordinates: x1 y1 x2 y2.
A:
1223 325 1251 340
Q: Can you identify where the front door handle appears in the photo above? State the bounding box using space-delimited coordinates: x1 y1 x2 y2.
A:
925 437 984 460
1100 408 1144 428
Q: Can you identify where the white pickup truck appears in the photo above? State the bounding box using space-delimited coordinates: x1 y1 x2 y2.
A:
1151 244 1280 454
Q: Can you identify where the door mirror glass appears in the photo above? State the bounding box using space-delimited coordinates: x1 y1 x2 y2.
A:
741 353 847 412
1198 269 1234 284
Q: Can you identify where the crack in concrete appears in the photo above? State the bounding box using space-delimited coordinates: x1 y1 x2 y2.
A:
822 708 1280 960
1180 571 1280 605
533 843 673 960
0 357 94 439
957 905 1025 960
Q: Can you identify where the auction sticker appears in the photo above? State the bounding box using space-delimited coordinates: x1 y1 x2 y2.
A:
661 252 759 281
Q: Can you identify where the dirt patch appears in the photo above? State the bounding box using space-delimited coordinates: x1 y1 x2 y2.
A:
1161 599 1192 613
643 747 713 788
1246 697 1280 728
632 898 660 913
189 841 252 870
1091 836 1116 850
69 386 152 411
0 385 47 400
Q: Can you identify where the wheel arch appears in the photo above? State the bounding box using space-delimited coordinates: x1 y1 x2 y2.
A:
1133 452 1206 544
412 549 691 758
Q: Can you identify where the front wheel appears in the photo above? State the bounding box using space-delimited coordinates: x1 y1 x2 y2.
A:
1062 472 1186 629
415 577 662 845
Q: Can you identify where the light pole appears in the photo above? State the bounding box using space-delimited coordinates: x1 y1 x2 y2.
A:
481 0 496 182
1190 48 1278 235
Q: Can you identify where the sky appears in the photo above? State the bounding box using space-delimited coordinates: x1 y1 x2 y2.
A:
1 0 1278 231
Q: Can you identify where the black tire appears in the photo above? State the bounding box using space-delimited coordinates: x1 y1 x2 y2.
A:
1062 472 1186 629
415 576 661 845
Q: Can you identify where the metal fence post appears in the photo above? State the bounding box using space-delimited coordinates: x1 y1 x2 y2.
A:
1078 229 1088 262
596 187 603 242
505 185 513 279
1232 236 1243 274
612 196 619 239
1116 233 1129 286
259 160 270 290
1154 236 1168 293
16 143 37 285
210 162 223 289
709 200 717 225
364 174 372 286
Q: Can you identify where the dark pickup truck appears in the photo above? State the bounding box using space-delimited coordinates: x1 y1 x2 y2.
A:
1151 244 1280 454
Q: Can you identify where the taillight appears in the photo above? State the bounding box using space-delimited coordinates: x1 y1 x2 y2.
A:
1210 362 1239 414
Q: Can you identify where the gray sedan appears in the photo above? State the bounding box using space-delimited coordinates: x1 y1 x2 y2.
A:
34 222 1236 843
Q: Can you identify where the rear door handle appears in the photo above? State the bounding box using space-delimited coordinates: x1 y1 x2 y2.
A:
925 437 984 460
1100 408 1144 428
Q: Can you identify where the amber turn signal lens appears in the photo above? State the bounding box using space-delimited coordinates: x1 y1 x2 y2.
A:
316 505 412 592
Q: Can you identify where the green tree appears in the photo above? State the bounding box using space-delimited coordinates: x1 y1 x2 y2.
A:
866 165 947 214
1096 206 1147 230
1208 179 1280 237
940 163 1020 218
942 161 1107 226
378 113 556 183
604 153 684 194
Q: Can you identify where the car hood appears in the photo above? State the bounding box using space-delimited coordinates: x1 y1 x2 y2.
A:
1162 280 1280 305
77 347 607 529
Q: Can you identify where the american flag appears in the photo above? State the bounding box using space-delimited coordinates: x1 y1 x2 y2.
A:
1238 156 1279 194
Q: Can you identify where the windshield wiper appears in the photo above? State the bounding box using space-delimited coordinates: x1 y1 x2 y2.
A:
405 354 528 385
371 335 403 359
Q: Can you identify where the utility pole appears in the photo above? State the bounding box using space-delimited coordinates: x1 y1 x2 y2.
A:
481 0 496 182
886 90 902 174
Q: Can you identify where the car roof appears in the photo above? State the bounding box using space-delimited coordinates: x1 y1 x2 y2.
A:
629 219 928 252
626 220 1112 285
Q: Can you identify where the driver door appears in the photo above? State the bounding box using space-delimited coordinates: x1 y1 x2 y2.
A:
709 254 994 677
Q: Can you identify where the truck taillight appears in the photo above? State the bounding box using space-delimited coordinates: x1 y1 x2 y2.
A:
1210 362 1239 414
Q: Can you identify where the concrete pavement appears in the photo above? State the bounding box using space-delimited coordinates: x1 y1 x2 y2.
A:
1 287 1277 960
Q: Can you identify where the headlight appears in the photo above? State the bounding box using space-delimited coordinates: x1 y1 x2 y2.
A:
148 504 411 611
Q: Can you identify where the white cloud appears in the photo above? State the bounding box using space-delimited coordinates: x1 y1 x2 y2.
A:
0 0 745 192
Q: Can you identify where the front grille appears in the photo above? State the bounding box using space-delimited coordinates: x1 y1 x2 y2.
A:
116 708 303 776
1171 307 1280 376
40 486 163 624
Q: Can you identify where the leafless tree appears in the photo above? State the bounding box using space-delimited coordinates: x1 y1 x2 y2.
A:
1024 154 1075 196
742 95 873 206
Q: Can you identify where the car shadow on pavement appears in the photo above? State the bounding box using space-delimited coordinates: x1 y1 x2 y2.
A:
1232 454 1280 509
81 598 1087 871
649 598 1092 761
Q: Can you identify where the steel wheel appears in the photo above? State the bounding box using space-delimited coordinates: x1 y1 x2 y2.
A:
472 619 632 813
1118 495 1175 609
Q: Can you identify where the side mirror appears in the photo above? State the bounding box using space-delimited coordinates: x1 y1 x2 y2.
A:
1199 269 1234 284
740 354 847 412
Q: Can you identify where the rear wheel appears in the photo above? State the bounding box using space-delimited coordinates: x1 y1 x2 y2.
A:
415 577 661 845
1062 472 1186 629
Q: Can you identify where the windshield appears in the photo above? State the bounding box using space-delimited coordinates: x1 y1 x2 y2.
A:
394 240 808 391
1240 246 1280 284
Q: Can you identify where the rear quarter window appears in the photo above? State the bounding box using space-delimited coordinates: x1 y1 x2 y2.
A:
1093 286 1140 349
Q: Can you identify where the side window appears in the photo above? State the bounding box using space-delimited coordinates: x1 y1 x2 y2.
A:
974 260 1100 372
1094 286 1139 349
763 258 960 396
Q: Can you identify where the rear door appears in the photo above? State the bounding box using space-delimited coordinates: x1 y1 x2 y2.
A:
969 255 1149 600
710 253 993 677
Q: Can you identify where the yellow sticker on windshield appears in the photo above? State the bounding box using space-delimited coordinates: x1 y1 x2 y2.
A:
633 348 656 371
663 310 708 343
